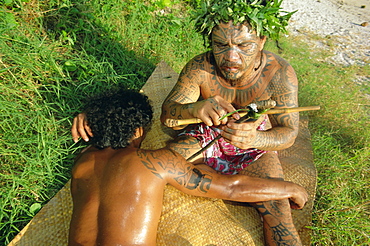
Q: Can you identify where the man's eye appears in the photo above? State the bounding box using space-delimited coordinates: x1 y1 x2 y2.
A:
215 43 227 48
239 43 256 49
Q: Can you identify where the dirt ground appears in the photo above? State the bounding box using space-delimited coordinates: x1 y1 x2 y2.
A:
283 0 370 66
328 0 370 21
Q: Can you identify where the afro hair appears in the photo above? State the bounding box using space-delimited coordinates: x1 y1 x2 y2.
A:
84 89 153 149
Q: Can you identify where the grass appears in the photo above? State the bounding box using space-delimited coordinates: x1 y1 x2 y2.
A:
0 0 369 245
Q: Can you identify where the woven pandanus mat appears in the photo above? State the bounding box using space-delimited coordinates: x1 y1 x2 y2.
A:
157 185 264 246
9 61 316 246
8 180 73 246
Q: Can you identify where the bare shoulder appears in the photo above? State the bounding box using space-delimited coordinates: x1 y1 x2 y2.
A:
72 148 140 181
137 148 218 195
183 51 210 70
136 148 188 180
261 50 298 109
264 50 296 78
264 50 292 67
71 147 99 180
161 52 211 107
179 51 211 83
263 50 298 86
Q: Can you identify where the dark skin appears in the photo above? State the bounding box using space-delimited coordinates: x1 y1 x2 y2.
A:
160 21 298 150
160 21 301 246
68 128 307 246
71 21 301 246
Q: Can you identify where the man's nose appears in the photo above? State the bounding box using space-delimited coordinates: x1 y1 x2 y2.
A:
225 48 240 61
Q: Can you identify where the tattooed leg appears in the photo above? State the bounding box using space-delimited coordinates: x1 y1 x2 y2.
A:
255 199 301 246
167 135 204 164
240 151 302 246
167 136 219 173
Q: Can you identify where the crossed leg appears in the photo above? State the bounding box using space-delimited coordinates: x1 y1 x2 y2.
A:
168 135 302 245
240 151 302 246
167 135 204 164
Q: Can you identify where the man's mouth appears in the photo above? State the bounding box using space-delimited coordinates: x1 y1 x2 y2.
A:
222 66 239 72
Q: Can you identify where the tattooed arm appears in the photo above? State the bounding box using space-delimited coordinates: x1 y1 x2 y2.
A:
221 53 299 151
160 54 237 128
140 148 308 207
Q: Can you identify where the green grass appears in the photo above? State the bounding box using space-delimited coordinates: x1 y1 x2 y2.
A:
1 0 369 245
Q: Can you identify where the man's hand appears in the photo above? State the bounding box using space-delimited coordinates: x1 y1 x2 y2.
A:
220 116 265 149
191 95 238 126
288 183 308 210
71 113 93 143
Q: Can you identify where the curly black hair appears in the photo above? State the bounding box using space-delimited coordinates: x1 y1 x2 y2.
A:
84 89 153 149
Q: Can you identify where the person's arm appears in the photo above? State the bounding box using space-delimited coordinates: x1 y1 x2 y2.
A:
143 149 308 209
160 56 237 128
221 59 299 151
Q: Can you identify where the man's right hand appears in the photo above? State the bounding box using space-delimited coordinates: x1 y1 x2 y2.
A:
71 113 93 143
191 95 239 126
289 183 309 210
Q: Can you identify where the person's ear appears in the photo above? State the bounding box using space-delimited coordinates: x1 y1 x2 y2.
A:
259 36 267 50
131 127 145 148
133 127 144 139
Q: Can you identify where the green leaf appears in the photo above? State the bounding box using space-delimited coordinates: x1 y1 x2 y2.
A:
29 203 42 215
219 109 250 120
4 0 13 6
238 16 245 23
64 61 78 72
0 12 18 30
192 0 296 41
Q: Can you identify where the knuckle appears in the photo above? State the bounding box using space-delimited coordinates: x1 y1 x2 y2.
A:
204 118 213 126
78 127 86 133
226 128 235 135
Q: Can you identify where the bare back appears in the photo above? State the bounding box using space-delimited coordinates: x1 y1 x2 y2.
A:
68 146 166 245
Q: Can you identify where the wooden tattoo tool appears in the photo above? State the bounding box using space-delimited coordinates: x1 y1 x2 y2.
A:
185 105 320 162
165 105 321 128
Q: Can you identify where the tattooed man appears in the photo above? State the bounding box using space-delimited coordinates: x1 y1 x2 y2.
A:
68 89 307 245
158 12 303 246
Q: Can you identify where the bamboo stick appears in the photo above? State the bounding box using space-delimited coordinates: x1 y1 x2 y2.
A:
165 106 320 128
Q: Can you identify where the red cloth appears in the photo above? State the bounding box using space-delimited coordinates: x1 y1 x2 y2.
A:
180 116 268 175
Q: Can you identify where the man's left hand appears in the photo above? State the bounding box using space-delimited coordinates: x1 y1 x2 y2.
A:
220 117 264 149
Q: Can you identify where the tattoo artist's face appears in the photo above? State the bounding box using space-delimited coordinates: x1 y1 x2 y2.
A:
212 21 265 80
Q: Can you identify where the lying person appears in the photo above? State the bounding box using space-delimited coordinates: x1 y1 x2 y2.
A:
68 89 307 245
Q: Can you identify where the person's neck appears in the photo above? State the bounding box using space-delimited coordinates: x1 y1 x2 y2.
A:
131 136 144 148
95 143 138 152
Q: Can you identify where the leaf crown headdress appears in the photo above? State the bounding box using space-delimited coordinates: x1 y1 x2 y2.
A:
192 0 296 42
